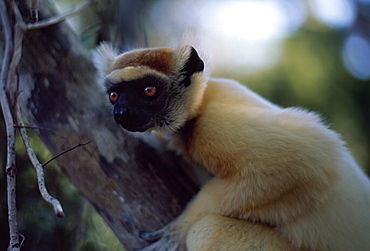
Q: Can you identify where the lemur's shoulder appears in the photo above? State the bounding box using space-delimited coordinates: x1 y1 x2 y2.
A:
201 79 280 110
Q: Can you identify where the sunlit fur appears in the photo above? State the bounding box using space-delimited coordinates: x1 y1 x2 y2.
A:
93 39 370 251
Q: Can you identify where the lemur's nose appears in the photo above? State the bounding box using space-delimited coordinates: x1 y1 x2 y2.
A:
113 106 127 122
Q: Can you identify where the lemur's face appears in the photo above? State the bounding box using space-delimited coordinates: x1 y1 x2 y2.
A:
99 46 204 133
106 73 177 132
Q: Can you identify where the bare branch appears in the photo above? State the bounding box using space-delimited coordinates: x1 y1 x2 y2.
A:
43 141 93 167
17 110 65 218
26 0 93 30
0 0 20 249
7 2 25 109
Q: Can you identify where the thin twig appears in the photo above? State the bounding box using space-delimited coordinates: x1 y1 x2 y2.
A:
18 233 25 247
43 141 92 167
14 125 67 139
17 109 65 218
26 0 93 30
0 0 20 249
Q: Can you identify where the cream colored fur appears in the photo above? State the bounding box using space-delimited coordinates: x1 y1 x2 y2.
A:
186 215 301 251
164 78 370 251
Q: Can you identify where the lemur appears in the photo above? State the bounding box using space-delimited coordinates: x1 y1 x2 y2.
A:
93 38 370 251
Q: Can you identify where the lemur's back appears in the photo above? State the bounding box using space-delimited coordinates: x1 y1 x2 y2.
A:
184 78 370 251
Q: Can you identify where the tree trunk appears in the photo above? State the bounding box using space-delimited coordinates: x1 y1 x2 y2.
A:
9 1 198 250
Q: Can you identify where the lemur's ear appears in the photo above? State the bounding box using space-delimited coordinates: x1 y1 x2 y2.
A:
183 47 204 80
174 36 204 87
92 43 118 85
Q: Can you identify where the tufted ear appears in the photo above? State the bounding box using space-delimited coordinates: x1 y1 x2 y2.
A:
182 47 204 83
92 42 118 86
173 35 204 87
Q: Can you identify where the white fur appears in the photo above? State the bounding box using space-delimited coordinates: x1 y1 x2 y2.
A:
92 42 118 86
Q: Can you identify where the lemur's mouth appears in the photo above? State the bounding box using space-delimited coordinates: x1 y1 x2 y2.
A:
115 119 151 133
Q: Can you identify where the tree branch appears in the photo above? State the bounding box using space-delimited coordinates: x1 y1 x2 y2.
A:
26 0 93 30
0 0 20 249
17 110 65 218
6 2 24 98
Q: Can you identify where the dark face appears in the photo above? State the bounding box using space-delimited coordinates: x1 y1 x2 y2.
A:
106 47 204 133
106 74 175 132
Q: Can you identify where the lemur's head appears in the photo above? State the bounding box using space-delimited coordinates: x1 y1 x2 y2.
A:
93 41 206 133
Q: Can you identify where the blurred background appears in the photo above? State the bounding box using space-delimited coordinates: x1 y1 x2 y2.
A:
1 0 369 250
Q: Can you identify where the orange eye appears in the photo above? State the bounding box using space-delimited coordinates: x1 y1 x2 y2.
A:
109 92 119 102
144 86 156 96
